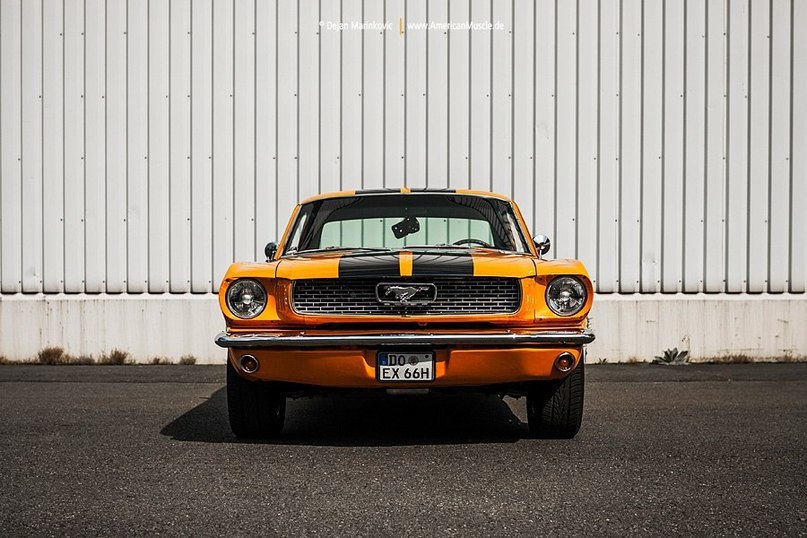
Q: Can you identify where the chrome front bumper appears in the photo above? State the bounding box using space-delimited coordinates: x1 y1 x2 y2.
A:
215 329 595 349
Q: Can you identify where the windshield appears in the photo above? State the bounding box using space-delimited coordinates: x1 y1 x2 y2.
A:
282 194 532 255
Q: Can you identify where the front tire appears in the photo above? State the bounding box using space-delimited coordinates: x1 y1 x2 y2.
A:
227 359 286 438
527 357 584 439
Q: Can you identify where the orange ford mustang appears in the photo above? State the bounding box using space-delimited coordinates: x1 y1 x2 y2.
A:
215 189 595 439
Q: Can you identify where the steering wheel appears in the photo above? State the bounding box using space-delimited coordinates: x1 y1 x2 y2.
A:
452 238 493 248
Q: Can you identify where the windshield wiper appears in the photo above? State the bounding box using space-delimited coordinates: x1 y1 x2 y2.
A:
405 244 523 255
405 244 464 249
293 246 392 255
471 247 526 255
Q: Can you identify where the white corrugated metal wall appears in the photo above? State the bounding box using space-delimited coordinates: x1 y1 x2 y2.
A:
0 0 805 297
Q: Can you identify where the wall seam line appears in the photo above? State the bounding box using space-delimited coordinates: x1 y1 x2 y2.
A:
745 0 752 293
553 0 558 253
660 0 666 292
787 0 794 292
765 0 772 292
682 0 688 292
617 0 623 291
724 0 731 293
638 0 644 292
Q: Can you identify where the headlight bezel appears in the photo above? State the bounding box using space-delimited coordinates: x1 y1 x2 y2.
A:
225 278 268 319
545 276 588 317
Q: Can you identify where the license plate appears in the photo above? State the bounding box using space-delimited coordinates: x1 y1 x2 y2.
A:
377 352 435 383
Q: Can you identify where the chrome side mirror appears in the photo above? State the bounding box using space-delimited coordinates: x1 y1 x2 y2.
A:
264 242 278 261
533 235 551 258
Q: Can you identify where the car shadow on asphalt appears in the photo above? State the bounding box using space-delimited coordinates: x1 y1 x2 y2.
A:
161 388 529 446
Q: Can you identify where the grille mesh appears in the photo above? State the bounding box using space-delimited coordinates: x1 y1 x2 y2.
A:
291 277 521 316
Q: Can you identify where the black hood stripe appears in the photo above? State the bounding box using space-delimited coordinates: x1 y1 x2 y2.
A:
411 253 474 276
336 251 476 277
338 253 401 277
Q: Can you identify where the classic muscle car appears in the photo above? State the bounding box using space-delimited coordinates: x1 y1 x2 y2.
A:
215 189 595 439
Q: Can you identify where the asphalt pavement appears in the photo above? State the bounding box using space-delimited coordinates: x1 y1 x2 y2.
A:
0 364 805 536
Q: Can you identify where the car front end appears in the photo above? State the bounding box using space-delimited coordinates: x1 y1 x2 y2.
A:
215 190 594 438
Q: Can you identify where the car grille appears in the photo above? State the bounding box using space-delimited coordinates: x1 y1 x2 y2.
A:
291 277 521 316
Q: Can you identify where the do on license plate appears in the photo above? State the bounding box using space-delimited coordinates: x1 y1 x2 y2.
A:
377 352 435 382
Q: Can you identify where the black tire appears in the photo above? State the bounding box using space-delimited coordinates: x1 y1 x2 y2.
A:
227 359 286 439
526 356 585 439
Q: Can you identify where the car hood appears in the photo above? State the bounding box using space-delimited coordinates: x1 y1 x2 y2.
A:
273 249 538 280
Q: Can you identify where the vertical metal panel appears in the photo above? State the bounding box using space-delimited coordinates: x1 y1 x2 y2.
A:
447 0 469 189
703 0 727 292
1 0 23 293
512 0 534 232
533 0 555 247
190 0 213 292
320 0 342 194
83 0 106 293
362 1 384 190
576 0 598 283
147 0 170 292
768 0 791 293
62 0 84 293
597 0 620 293
169 0 191 292
468 0 489 192
42 0 64 292
340 0 362 190
427 0 448 188
127 0 149 293
683 0 706 293
618 0 642 293
661 0 684 293
297 0 319 200
747 0 770 292
554 0 577 259
106 0 127 292
0 0 804 298
726 0 750 293
405 0 427 188
276 0 299 233
255 0 278 249
792 0 807 293
640 0 663 292
384 0 405 188
211 0 233 290
489 0 510 196
21 0 43 292
426 0 448 188
233 0 256 262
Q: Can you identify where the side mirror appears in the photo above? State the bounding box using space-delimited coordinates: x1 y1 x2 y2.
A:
533 235 551 258
264 242 278 261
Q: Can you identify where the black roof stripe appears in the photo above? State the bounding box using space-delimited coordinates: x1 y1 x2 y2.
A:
354 188 457 195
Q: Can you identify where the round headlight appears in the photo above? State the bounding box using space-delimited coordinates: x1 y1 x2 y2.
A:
226 279 267 319
546 276 587 317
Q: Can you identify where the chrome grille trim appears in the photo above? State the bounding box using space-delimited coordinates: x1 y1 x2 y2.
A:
291 277 522 316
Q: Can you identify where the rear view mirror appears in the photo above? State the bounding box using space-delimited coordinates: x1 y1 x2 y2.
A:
264 242 278 261
391 216 421 239
533 235 551 258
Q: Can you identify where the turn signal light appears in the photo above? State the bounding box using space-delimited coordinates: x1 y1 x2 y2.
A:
554 352 575 372
239 354 260 373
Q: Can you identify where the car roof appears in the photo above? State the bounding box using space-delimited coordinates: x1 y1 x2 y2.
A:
299 188 513 205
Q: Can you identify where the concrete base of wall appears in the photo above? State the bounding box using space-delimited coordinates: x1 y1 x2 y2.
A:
588 294 806 362
0 294 224 363
1 294 805 364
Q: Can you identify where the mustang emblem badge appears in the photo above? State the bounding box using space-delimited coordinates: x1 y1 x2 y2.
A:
385 285 429 302
376 283 437 305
